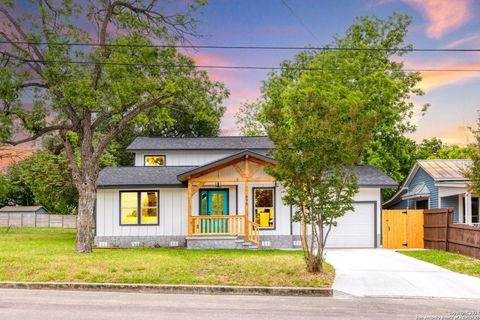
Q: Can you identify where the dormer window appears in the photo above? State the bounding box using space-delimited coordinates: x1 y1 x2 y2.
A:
144 155 165 166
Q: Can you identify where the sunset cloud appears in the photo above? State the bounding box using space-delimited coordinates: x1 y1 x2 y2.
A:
186 52 240 83
419 125 474 146
444 32 480 49
402 0 473 38
404 57 480 92
418 66 480 92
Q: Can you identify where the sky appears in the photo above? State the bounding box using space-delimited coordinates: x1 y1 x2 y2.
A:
4 0 480 156
180 0 480 145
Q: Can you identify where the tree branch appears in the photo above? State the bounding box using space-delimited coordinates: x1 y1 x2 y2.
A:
4 124 72 146
90 100 139 131
91 93 173 163
0 7 45 61
60 129 81 190
0 48 43 76
91 1 114 89
20 81 49 89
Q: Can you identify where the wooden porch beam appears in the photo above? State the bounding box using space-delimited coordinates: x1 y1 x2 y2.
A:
188 180 192 237
249 163 262 178
233 163 245 178
191 182 206 196
244 156 250 241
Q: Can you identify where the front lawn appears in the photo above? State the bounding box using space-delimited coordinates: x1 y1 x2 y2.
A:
0 227 334 287
399 250 480 277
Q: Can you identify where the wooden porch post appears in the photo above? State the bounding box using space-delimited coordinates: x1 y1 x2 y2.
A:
188 179 192 236
244 156 250 240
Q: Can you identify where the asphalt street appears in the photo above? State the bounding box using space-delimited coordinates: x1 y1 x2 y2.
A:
1 289 480 320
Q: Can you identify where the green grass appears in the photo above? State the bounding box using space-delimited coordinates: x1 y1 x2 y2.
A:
399 250 480 277
0 227 334 287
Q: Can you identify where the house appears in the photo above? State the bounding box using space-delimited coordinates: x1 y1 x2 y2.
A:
383 159 478 224
0 206 48 215
95 136 398 249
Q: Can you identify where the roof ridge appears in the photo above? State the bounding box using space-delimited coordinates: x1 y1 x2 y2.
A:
417 159 471 162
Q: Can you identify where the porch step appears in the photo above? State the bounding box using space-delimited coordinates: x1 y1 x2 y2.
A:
186 236 259 250
241 241 259 250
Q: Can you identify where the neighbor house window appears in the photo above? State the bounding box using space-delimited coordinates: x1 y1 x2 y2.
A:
253 188 274 229
144 155 165 166
415 199 429 210
120 191 158 225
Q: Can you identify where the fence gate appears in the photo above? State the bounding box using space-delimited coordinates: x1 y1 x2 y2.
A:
382 210 424 249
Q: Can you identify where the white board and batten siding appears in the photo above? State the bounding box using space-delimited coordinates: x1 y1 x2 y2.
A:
134 150 269 166
96 188 188 237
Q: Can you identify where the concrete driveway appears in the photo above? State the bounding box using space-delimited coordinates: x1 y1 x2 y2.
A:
325 249 480 298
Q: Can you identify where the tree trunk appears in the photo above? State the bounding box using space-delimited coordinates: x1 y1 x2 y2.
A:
76 181 96 253
305 253 323 273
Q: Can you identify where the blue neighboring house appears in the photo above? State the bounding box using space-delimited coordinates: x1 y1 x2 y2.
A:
383 159 478 224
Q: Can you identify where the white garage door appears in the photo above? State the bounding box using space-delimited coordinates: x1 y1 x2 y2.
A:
325 202 375 248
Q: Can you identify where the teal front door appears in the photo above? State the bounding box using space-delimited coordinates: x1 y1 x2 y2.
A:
199 189 229 233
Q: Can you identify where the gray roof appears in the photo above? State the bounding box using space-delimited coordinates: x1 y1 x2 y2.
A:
96 166 196 188
401 182 430 200
0 206 46 213
97 163 396 188
383 159 472 208
177 150 276 181
418 159 471 181
353 166 398 187
126 136 273 151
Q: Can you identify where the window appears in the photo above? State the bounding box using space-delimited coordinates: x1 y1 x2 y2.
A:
473 197 479 224
253 188 274 229
462 196 480 224
415 199 429 210
144 155 165 166
120 191 158 225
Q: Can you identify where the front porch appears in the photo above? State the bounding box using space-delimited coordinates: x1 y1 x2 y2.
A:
439 186 480 225
179 150 277 247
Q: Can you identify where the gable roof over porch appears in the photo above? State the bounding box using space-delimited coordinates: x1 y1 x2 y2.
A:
177 150 276 182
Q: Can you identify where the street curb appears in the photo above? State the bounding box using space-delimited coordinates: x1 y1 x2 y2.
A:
0 282 332 297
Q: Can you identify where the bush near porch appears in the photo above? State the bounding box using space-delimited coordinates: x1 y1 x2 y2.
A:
399 250 480 277
0 228 334 287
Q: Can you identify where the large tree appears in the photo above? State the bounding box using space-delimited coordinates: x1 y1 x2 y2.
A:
237 13 427 184
0 0 227 252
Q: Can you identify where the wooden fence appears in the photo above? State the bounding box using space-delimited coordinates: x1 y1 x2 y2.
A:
424 208 480 259
0 214 77 228
382 209 424 249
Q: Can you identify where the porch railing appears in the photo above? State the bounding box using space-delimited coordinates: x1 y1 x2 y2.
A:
190 215 260 245
247 220 260 245
191 215 245 236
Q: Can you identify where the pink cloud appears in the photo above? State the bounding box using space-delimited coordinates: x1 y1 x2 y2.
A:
219 87 262 135
404 57 480 91
402 0 473 38
185 52 240 83
411 124 474 146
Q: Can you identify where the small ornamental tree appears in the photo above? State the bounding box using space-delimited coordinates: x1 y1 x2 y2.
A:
0 1 228 252
264 91 375 273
